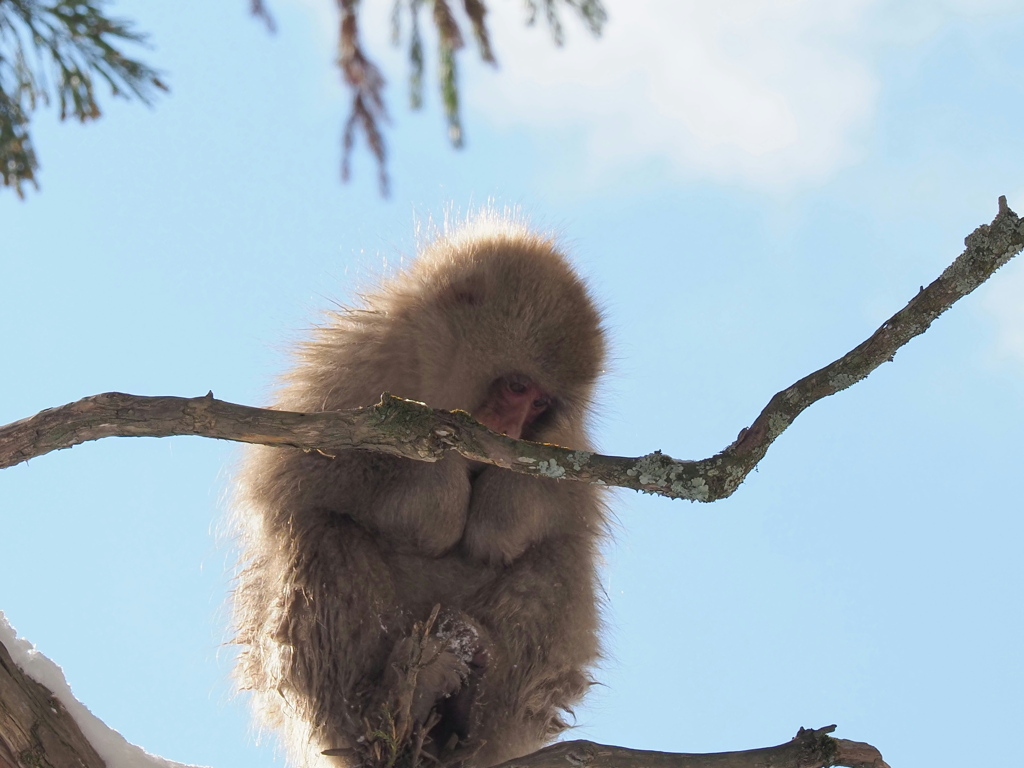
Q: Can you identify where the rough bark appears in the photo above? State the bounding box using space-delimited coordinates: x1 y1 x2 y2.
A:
492 728 889 768
0 637 105 768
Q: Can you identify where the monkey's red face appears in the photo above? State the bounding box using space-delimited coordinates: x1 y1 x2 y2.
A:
473 373 552 440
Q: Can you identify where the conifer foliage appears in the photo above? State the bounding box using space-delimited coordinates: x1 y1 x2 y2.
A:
0 0 165 197
0 1 606 197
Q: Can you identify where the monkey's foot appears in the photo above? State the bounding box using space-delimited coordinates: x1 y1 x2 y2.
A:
372 616 470 733
367 609 490 768
407 634 472 727
429 612 490 755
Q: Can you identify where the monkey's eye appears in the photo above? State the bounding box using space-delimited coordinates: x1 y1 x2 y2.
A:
507 378 529 394
532 396 550 410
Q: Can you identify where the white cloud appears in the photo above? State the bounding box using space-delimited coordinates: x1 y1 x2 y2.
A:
289 0 1024 193
934 0 1024 13
461 0 882 190
453 0 1024 191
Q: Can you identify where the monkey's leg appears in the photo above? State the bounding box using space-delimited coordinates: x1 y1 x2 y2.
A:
239 512 406 765
287 521 490 768
457 534 601 767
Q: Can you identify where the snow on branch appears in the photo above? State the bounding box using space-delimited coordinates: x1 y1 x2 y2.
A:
1 197 1022 501
0 613 203 768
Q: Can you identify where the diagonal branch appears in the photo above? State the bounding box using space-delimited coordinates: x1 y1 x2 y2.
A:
0 629 104 768
1 198 1021 501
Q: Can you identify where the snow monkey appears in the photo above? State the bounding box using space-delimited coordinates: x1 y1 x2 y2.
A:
232 214 608 768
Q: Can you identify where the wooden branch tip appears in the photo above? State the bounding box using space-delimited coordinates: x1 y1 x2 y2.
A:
483 726 888 768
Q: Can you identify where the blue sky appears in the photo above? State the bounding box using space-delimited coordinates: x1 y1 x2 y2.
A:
2 1 1023 767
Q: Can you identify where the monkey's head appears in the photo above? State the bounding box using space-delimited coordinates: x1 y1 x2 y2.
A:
385 219 606 444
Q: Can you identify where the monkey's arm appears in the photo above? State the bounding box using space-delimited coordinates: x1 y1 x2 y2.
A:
462 465 601 564
248 445 473 556
234 506 404 759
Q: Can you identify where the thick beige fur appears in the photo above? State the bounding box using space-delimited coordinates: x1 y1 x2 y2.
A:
231 214 608 768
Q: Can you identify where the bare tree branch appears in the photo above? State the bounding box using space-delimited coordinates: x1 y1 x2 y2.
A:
250 0 277 33
345 642 888 768
0 634 104 768
490 727 889 768
0 617 888 768
2 198 1022 499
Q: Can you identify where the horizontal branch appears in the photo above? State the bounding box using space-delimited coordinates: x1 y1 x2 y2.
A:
1 198 1021 500
494 727 889 768
0 389 678 490
2 616 887 768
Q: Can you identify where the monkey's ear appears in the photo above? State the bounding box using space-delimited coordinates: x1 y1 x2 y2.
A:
439 273 487 308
